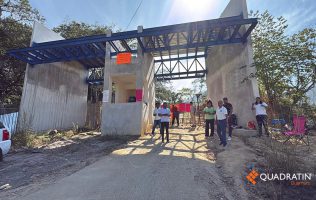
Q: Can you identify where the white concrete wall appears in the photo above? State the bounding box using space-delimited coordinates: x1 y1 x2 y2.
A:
205 0 259 127
17 22 88 132
101 103 142 135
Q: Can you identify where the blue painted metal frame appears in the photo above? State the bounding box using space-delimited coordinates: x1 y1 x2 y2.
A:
7 15 257 66
154 57 207 81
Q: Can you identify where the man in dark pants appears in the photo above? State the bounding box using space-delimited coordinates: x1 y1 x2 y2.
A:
216 100 228 147
151 102 161 136
159 102 171 143
252 97 269 137
203 100 216 137
171 105 180 127
223 97 233 141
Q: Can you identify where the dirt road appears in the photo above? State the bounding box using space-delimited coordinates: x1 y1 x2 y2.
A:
8 128 248 200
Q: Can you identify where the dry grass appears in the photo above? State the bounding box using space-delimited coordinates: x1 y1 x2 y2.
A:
242 135 316 200
12 130 78 149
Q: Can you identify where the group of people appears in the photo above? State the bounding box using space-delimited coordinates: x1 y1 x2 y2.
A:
151 96 269 145
201 97 233 147
202 96 269 143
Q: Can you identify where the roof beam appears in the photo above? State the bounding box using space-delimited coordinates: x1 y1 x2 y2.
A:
8 17 257 54
120 39 132 52
230 24 241 40
136 37 145 52
144 38 243 52
242 22 257 42
108 41 120 52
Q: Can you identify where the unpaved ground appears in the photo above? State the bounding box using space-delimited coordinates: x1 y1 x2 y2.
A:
0 132 137 200
0 128 315 200
0 127 254 200
239 131 316 200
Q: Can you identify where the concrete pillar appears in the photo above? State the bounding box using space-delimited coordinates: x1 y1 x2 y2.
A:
138 26 155 135
17 22 88 132
205 0 259 127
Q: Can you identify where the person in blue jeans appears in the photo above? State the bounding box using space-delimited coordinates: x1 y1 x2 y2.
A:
151 102 161 135
216 100 228 147
159 102 171 143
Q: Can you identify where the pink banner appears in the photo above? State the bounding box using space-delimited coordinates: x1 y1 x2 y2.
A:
136 89 143 102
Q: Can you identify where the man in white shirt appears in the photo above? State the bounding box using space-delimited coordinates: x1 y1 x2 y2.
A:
216 100 228 147
252 97 269 137
151 102 161 136
159 102 171 143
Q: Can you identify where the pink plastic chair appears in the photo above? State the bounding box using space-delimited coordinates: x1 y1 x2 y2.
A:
282 115 309 146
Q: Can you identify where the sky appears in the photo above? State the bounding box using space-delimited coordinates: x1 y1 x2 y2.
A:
28 0 316 90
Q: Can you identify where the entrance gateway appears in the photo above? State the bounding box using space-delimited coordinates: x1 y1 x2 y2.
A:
8 0 259 135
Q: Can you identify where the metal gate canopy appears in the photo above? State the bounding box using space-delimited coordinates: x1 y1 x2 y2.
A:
7 14 257 82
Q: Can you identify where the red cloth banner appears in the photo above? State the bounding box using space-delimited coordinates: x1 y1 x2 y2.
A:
178 103 191 112
136 89 143 102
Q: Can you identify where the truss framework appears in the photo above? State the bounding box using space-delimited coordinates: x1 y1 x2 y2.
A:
7 15 257 82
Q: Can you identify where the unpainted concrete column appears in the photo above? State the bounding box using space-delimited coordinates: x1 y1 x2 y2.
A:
205 0 259 127
138 26 155 135
17 22 88 132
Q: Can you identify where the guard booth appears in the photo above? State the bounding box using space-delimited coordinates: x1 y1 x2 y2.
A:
7 0 259 135
101 35 155 135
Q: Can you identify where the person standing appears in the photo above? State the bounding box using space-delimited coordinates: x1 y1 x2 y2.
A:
171 105 180 127
151 102 161 136
159 102 171 143
190 102 196 127
223 97 233 141
203 100 216 137
216 100 228 147
252 97 269 137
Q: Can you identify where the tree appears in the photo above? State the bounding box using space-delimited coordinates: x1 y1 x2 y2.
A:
250 10 289 106
192 77 207 98
0 0 44 105
178 88 194 102
155 81 173 103
53 21 112 39
250 10 316 113
283 28 316 105
0 0 44 25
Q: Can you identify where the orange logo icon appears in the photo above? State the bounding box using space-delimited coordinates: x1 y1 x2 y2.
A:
246 169 259 185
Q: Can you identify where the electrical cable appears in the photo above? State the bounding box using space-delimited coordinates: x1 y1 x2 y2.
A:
125 0 143 31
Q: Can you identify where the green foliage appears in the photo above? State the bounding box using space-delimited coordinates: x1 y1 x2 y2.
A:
0 1 113 104
191 77 207 98
177 88 194 102
250 10 316 116
0 0 45 24
53 21 112 39
155 81 175 103
155 78 207 104
0 0 44 105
